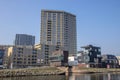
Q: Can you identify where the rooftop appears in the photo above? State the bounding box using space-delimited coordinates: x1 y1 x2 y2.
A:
41 9 76 17
81 45 100 49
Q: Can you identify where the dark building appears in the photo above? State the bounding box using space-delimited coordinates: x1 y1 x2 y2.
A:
49 50 68 67
0 45 13 68
0 48 5 68
78 45 102 68
15 34 35 46
101 54 119 68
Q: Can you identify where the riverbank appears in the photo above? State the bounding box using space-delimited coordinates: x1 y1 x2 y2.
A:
57 67 120 74
70 67 120 73
0 67 65 77
1 67 120 77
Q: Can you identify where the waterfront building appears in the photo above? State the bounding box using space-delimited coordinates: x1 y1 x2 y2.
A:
34 44 44 65
0 48 5 68
49 50 68 67
116 56 120 66
68 56 78 66
77 51 89 63
40 44 64 65
0 45 13 68
40 10 77 64
6 46 41 68
77 45 102 68
77 51 90 68
15 34 35 46
101 54 119 68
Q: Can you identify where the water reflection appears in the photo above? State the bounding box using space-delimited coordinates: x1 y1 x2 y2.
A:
69 73 120 80
0 75 66 80
0 73 120 80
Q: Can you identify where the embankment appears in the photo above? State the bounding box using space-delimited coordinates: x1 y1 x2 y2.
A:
0 67 65 77
70 66 120 73
57 66 120 74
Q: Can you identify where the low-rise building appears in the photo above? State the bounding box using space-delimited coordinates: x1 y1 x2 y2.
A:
116 56 120 66
77 45 102 68
6 45 41 69
77 51 89 63
77 51 90 68
49 50 68 67
68 56 78 66
40 44 64 65
101 54 119 68
34 44 44 65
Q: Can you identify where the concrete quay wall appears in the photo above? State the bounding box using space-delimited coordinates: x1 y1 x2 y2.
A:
57 66 120 73
0 67 65 77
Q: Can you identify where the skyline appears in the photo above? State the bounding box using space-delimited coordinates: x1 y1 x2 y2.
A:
0 0 120 55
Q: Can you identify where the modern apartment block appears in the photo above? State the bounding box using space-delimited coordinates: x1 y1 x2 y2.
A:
77 45 101 68
6 46 41 68
40 10 77 64
15 34 35 46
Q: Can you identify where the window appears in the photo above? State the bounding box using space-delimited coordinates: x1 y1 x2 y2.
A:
32 62 36 64
33 49 37 54
109 60 112 63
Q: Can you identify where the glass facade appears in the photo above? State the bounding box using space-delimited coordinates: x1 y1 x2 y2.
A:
15 34 35 46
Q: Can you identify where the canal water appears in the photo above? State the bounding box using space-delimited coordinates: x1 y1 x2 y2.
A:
0 73 120 80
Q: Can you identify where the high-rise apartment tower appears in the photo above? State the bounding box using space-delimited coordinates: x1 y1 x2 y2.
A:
40 10 77 64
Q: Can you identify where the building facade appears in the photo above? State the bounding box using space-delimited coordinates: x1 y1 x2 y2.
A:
49 50 68 67
68 56 78 66
40 10 77 64
77 51 89 64
15 34 35 46
77 45 102 68
6 46 41 68
101 55 119 68
0 48 5 68
0 45 13 68
34 44 44 65
116 56 120 66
